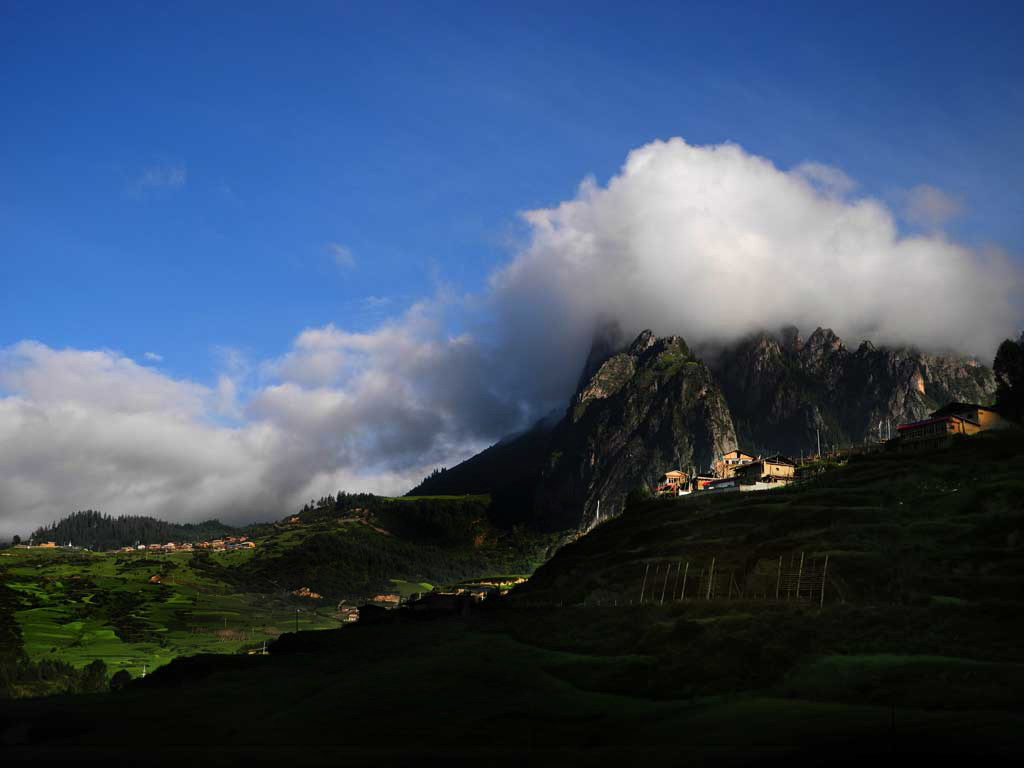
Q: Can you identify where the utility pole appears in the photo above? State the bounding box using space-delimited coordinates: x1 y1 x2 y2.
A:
816 428 821 459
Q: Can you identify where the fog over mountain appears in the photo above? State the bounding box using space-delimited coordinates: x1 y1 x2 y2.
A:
1 138 1020 538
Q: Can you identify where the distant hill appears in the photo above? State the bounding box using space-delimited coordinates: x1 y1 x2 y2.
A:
29 510 242 551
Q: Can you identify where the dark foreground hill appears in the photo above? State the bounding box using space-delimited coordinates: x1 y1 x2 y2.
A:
3 432 1023 765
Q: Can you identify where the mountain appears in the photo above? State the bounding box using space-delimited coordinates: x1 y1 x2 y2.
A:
410 325 998 533
710 326 997 455
412 330 737 531
532 331 737 530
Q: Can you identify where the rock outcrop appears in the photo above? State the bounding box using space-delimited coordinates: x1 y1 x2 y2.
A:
532 332 737 530
711 327 996 455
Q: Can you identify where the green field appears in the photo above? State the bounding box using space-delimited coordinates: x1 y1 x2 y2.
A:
0 547 340 686
0 496 559 697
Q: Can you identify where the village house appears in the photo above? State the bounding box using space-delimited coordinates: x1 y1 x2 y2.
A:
654 469 688 496
693 475 719 491
896 402 1011 452
733 454 796 484
716 449 757 477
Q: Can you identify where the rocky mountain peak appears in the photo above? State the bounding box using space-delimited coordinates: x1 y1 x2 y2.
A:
535 328 737 530
627 329 657 356
780 325 803 352
802 327 846 365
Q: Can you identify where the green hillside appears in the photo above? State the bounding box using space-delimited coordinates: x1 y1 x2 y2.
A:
0 495 560 698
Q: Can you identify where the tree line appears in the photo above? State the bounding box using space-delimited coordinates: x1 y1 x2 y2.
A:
28 510 240 551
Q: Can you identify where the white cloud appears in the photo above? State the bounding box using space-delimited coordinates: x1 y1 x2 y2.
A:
0 341 458 540
2 138 1020 539
143 351 163 362
792 161 857 198
327 242 355 269
905 184 963 231
489 139 1017 401
363 295 392 309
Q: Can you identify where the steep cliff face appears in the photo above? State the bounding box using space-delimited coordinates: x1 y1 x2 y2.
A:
532 331 737 531
712 327 997 455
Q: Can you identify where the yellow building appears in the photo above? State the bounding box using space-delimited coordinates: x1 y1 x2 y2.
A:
717 449 756 477
655 470 688 496
896 402 1010 452
734 455 796 483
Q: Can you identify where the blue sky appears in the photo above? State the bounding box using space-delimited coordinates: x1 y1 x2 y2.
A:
2 2 1024 533
3 1 1022 381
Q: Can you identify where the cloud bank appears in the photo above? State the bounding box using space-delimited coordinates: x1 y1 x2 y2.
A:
2 138 1020 538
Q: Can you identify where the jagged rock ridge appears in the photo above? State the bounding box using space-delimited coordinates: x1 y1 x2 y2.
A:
710 326 997 455
532 331 737 530
411 326 997 532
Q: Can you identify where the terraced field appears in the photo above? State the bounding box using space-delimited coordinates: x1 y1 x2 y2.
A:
0 547 340 682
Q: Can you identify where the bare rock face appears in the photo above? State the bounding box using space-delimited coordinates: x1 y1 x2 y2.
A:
533 332 738 531
711 327 997 455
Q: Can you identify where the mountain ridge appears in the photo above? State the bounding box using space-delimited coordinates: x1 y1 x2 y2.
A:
410 325 997 530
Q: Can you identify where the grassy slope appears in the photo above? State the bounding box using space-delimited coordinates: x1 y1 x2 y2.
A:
2 432 1023 762
520 429 1024 606
0 496 558 693
0 547 339 688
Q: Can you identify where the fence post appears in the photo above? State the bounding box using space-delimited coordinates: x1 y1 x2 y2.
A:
707 557 715 600
680 562 689 601
660 564 671 604
672 561 681 601
775 555 782 601
640 562 649 604
796 552 805 601
820 554 829 608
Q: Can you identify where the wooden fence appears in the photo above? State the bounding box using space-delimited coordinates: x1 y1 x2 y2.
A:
637 552 830 606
